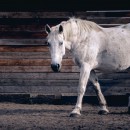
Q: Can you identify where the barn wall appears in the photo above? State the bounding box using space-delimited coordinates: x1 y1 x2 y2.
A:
0 11 130 96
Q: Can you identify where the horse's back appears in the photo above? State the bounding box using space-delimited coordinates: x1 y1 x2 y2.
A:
118 23 130 30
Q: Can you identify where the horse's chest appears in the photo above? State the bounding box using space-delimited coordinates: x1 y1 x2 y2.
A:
71 47 82 67
71 44 99 67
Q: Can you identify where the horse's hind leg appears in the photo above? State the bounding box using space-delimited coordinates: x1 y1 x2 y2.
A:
89 70 109 115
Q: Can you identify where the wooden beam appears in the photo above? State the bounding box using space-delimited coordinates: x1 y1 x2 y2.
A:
0 46 49 52
0 52 72 59
0 66 79 72
0 59 74 66
0 72 79 80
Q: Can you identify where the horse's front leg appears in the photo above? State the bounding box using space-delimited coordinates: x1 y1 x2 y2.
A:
70 63 91 117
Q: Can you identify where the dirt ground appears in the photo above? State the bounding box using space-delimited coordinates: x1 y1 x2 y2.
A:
0 103 129 130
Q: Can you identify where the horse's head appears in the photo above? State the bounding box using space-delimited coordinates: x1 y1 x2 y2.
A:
45 24 65 72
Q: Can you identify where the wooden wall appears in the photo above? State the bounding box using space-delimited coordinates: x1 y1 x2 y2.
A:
0 11 130 97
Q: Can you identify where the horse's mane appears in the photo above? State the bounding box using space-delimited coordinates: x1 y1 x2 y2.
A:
60 18 102 41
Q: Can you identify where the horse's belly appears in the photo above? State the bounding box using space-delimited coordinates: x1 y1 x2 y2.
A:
97 50 130 72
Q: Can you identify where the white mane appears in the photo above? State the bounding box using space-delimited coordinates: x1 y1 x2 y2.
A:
60 18 102 41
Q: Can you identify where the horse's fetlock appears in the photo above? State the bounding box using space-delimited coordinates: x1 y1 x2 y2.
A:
75 106 81 111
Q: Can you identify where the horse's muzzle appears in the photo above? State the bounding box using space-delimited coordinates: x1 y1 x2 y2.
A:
51 64 60 72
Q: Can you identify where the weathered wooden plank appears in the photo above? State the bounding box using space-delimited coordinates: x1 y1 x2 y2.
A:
0 52 51 59
98 73 130 80
0 85 77 94
99 79 130 87
0 72 130 81
0 66 79 73
0 25 45 31
0 31 46 39
0 17 129 26
0 18 68 25
85 17 130 24
0 11 130 19
0 11 129 18
0 12 73 18
86 10 130 13
0 78 130 86
0 85 30 93
86 86 130 96
0 59 74 66
0 66 129 73
0 85 129 95
0 24 122 32
77 10 130 17
0 79 79 86
0 73 79 80
0 46 48 52
0 86 89 94
1 72 130 82
0 52 72 59
103 86 130 95
0 45 71 55
0 39 47 45
0 85 103 94
1 72 130 80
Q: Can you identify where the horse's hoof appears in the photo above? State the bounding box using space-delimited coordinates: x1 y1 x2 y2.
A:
98 110 109 115
69 113 81 118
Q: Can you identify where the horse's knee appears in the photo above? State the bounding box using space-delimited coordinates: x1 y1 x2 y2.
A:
77 86 86 95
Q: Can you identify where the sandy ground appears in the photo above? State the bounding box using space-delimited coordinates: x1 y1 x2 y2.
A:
0 103 129 130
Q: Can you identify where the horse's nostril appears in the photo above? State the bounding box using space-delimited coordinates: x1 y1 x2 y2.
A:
51 64 60 72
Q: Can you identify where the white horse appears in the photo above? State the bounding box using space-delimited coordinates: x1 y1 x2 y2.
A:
45 18 130 117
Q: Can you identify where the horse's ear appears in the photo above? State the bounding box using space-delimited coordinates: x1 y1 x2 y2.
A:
59 25 63 33
45 24 51 34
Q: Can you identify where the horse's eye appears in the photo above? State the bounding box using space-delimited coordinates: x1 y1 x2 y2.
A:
59 42 63 46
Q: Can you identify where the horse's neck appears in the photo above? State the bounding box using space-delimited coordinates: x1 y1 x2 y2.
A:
63 31 77 51
63 29 81 51
64 33 86 52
